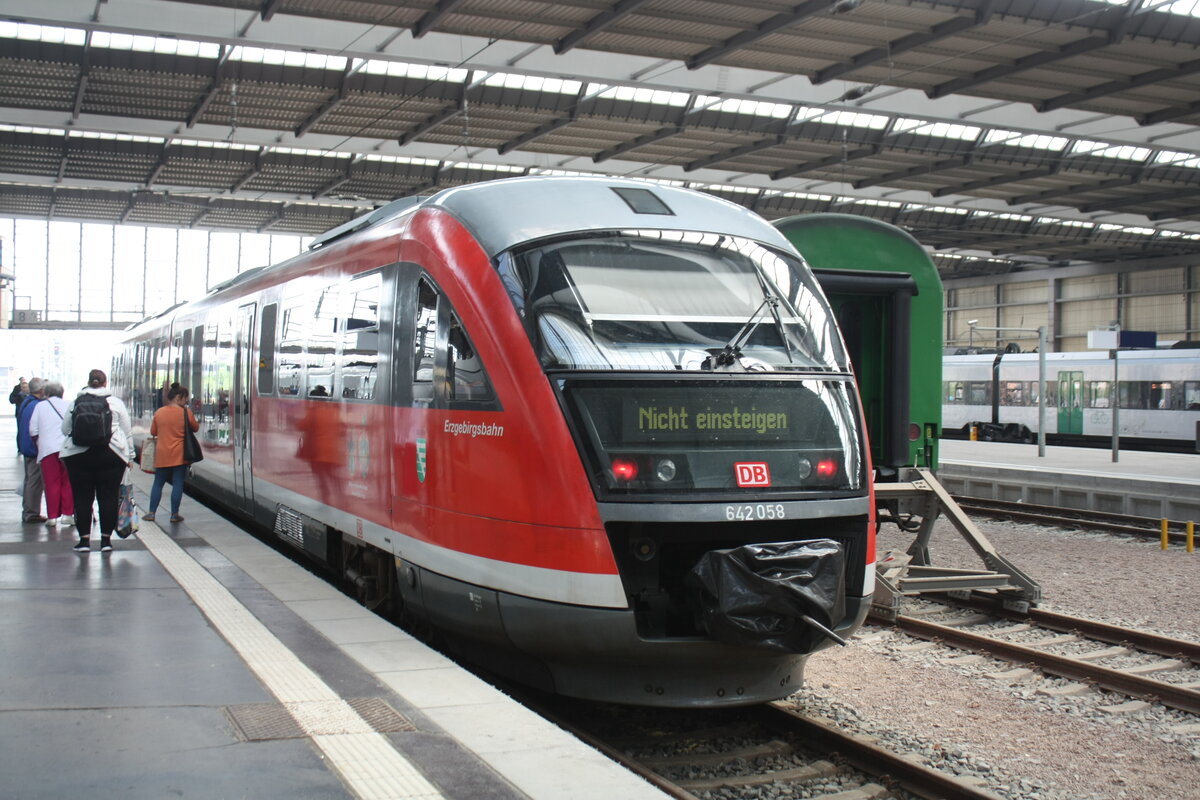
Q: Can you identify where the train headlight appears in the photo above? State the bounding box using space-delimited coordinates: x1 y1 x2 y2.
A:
796 456 813 479
655 458 677 482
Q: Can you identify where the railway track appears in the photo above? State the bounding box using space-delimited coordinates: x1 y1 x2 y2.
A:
952 496 1194 541
529 696 1005 800
879 596 1200 715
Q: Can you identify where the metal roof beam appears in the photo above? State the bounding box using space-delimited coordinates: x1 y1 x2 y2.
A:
1007 174 1145 206
1149 204 1200 221
1038 56 1200 113
687 0 840 71
931 166 1058 198
413 0 468 39
399 92 468 147
556 0 652 55
1139 98 1200 127
260 0 285 22
852 154 973 190
928 2 1143 100
72 31 92 121
186 45 231 128
498 86 588 155
593 125 683 163
686 133 788 172
296 63 358 138
146 143 171 187
1080 185 1200 213
817 1 994 85
258 203 290 232
56 136 70 182
231 152 265 193
770 144 880 181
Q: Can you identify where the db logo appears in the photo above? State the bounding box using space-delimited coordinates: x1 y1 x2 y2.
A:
735 462 771 487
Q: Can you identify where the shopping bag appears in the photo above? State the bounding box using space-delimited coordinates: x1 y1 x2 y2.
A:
139 436 157 473
117 482 139 539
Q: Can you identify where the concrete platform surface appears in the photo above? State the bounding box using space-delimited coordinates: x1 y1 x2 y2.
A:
0 415 668 800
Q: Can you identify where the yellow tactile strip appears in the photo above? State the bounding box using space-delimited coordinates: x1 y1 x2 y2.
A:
136 521 442 800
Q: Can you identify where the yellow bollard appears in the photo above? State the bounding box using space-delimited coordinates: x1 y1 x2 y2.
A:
1161 519 1169 550
1188 521 1195 554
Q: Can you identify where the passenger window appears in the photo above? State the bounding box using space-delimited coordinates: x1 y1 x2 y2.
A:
277 296 307 397
339 273 381 401
306 286 338 398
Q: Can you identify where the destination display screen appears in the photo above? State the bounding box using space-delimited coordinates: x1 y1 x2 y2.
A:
560 377 865 496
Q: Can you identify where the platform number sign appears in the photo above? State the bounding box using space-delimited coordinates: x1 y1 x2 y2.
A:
734 462 771 487
416 438 427 483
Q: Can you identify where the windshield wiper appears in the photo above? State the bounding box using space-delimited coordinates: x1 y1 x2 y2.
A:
702 270 796 371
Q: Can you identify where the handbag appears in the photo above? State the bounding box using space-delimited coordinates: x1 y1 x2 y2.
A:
117 479 139 539
140 436 158 473
182 406 204 464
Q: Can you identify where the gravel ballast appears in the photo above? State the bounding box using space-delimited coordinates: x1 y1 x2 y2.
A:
796 516 1200 800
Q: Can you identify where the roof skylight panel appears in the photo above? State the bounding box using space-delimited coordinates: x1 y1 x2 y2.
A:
482 73 583 94
1154 150 1200 168
982 130 1069 151
0 21 87 46
806 110 890 129
1157 0 1200 18
598 86 692 106
360 60 469 82
1070 140 1151 161
892 119 982 140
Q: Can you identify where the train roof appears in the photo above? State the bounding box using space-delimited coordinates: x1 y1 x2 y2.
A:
312 176 794 257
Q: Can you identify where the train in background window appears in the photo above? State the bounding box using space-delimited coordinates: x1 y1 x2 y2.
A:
943 349 1200 451
111 176 875 707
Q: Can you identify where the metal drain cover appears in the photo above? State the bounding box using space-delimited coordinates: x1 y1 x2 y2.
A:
226 697 416 741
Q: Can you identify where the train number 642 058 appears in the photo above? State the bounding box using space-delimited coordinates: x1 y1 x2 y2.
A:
725 504 787 521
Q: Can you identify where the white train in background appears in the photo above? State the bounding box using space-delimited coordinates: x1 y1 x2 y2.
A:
943 349 1200 451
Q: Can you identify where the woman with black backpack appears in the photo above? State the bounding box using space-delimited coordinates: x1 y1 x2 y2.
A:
61 369 134 553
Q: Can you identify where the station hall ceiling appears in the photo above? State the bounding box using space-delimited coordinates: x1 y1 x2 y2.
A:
2 0 1200 278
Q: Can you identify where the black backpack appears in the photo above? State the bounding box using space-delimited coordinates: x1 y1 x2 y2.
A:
71 393 113 447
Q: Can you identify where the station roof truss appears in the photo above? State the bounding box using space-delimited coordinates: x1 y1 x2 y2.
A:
1 0 1200 278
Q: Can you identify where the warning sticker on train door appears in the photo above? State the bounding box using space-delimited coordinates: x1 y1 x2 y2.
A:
416 438 427 483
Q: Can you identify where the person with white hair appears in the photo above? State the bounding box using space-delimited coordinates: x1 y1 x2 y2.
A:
16 377 47 522
29 380 74 527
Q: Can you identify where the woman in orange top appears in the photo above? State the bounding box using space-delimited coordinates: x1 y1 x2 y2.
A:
145 384 199 523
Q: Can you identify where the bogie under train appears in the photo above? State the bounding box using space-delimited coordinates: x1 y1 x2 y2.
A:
113 177 874 706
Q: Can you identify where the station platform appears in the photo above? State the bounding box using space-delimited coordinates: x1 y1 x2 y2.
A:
938 439 1200 522
0 424 668 799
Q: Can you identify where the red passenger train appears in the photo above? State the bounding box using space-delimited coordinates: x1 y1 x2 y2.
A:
113 177 875 706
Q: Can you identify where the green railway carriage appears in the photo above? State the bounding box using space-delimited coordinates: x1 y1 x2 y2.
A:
774 213 943 473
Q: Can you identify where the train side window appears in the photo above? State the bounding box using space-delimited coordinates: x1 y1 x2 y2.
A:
413 278 438 403
258 303 278 395
1087 381 1111 408
277 295 308 397
306 285 339 398
339 273 381 401
1185 381 1200 410
447 312 495 404
1001 381 1025 406
181 328 193 392
191 325 203 416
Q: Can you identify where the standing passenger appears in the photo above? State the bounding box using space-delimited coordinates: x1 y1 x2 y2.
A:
61 369 134 553
144 384 199 524
29 380 74 527
17 378 47 522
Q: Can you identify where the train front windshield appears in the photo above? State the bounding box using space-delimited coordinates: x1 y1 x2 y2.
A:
498 230 848 374
498 230 864 497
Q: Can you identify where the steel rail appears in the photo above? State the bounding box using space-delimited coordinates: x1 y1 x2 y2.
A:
928 593 1200 664
757 704 1006 800
891 614 1200 715
953 496 1192 541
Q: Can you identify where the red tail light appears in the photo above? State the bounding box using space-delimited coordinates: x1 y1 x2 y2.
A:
815 458 838 478
611 457 639 482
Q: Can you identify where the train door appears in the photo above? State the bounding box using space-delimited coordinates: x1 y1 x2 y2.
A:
1057 370 1083 434
232 303 256 510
